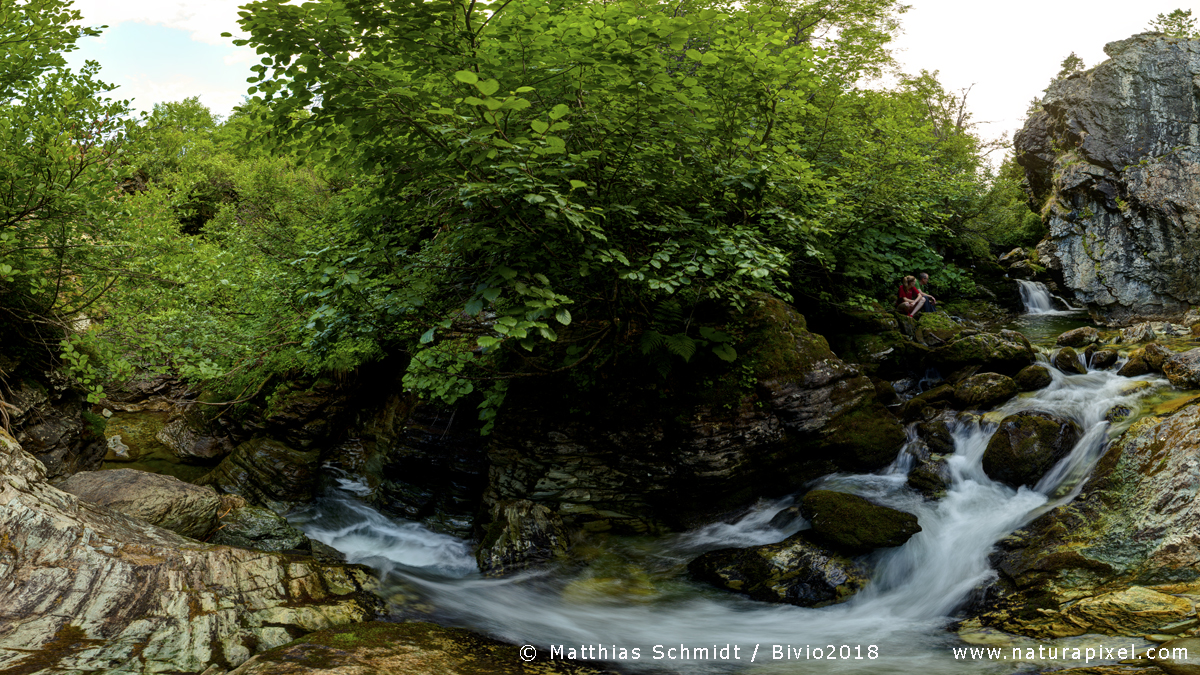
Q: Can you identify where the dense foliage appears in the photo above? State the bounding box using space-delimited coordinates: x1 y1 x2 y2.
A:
0 0 1051 427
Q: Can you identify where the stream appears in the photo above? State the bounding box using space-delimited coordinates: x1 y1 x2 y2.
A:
288 299 1168 674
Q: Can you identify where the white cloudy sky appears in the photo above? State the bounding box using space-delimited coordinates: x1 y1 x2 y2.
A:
65 0 1199 153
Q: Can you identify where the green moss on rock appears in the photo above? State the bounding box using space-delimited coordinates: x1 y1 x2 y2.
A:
799 490 922 554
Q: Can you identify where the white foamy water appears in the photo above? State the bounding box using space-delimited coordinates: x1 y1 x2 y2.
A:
1016 280 1080 315
292 354 1166 674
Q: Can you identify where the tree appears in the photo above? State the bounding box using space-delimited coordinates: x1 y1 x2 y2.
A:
230 0 844 420
1148 9 1199 37
1056 52 1084 80
0 0 131 400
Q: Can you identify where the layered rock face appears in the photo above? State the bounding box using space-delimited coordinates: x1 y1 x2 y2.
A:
1015 34 1200 324
483 297 905 535
0 430 382 673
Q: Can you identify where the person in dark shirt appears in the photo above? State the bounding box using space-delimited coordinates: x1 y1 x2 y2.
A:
917 272 938 311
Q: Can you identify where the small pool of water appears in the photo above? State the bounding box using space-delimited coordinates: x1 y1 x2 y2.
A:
1003 311 1092 348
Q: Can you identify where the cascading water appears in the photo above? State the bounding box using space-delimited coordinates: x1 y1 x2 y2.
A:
290 360 1164 674
1016 280 1078 315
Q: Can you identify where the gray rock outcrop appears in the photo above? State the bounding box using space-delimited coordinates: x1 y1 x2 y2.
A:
57 468 220 539
1015 34 1200 324
688 534 869 607
0 429 382 674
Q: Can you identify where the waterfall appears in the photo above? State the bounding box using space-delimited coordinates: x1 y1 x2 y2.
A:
290 364 1164 674
1016 280 1078 315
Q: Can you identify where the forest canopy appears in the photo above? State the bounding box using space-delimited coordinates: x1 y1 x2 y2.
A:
1 0 1044 428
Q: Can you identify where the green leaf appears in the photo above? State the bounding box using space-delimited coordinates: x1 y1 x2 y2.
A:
454 70 479 84
712 343 737 362
569 180 587 190
531 119 549 134
556 308 572 325
420 328 436 344
476 79 500 96
700 52 719 65
549 104 570 120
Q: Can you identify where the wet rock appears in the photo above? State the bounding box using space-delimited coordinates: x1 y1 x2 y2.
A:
157 417 234 461
978 404 1200 638
907 455 951 499
0 429 382 674
1015 365 1054 391
102 411 170 462
901 384 955 421
1150 638 1200 675
928 333 1036 378
916 419 954 455
225 621 617 675
954 373 1018 409
981 411 1082 489
1118 351 1152 377
476 499 569 575
13 397 107 479
1053 347 1087 375
1162 348 1200 389
1120 322 1157 344
211 505 310 552
688 533 868 607
916 311 965 347
1015 34 1200 324
1104 405 1134 425
799 490 921 554
1144 343 1174 371
767 505 805 530
1065 586 1194 635
1090 349 1119 370
1057 327 1100 347
197 437 320 510
57 469 220 539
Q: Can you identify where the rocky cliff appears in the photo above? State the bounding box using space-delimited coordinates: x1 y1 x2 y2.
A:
1015 33 1200 325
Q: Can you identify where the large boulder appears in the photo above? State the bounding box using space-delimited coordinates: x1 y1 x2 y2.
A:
981 411 1082 489
927 332 1036 377
197 437 321 510
1053 347 1087 375
1056 327 1099 347
1163 348 1200 388
0 429 382 674
954 373 1018 409
798 490 921 554
1014 365 1053 391
978 403 1200 638
688 533 869 607
57 469 220 539
1119 322 1157 343
1015 34 1200 324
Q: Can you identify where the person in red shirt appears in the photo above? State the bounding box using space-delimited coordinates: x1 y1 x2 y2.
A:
897 275 925 316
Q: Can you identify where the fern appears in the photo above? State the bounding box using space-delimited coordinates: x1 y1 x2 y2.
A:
663 333 698 362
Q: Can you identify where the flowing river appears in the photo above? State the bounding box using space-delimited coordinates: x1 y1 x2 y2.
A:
288 309 1167 674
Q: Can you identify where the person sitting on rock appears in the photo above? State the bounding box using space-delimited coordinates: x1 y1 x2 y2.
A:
917 272 938 311
897 275 926 317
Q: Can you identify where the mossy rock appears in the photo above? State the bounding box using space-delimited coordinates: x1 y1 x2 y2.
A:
1014 365 1053 391
954 373 1018 409
688 533 868 607
1056 326 1100 347
928 333 1035 377
1144 343 1174 372
196 437 320 509
1118 352 1151 377
916 419 954 455
799 490 921 554
981 411 1082 489
1053 347 1087 375
907 455 951 498
103 411 169 462
1089 348 1119 370
901 384 954 421
210 505 310 552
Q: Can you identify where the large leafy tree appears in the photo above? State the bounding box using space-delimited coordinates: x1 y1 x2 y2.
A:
232 0 838 416
0 0 131 398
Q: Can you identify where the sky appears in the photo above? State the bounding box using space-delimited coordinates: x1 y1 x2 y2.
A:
64 0 1200 154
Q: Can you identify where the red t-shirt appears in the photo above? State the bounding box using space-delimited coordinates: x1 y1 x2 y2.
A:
898 284 919 302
